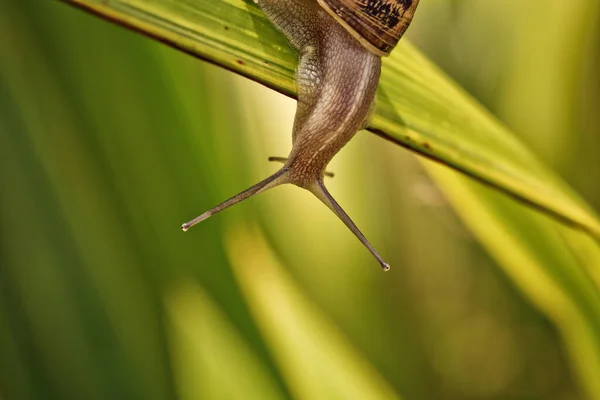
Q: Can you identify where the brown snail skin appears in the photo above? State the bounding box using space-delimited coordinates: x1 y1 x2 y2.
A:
182 0 419 271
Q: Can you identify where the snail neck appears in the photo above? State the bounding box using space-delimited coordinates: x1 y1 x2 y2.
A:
270 1 382 185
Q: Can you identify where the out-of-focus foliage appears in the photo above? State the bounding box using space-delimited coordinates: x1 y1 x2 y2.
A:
1 1 599 400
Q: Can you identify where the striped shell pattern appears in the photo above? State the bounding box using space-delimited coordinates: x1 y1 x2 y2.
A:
317 0 419 56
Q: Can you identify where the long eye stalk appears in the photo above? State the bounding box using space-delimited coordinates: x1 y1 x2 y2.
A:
181 167 288 231
309 179 391 271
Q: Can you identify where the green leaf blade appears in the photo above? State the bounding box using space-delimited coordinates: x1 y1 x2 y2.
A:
372 44 600 238
60 0 600 239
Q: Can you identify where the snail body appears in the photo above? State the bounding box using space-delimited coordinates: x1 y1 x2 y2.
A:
182 0 419 270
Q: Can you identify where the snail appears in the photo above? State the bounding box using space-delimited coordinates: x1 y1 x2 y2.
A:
182 0 419 271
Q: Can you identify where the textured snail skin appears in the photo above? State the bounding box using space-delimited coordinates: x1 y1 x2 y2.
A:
257 0 381 186
183 0 389 270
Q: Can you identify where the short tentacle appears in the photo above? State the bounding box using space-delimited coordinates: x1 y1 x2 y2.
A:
268 156 334 178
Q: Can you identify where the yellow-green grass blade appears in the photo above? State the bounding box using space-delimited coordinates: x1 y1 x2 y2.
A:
226 224 402 400
165 283 286 400
58 0 600 240
424 160 600 399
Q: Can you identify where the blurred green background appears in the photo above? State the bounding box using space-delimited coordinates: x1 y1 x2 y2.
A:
1 0 599 399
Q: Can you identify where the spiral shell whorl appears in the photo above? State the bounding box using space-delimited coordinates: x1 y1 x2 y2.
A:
317 0 419 56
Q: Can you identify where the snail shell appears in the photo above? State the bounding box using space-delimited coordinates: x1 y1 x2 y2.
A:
318 0 420 56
